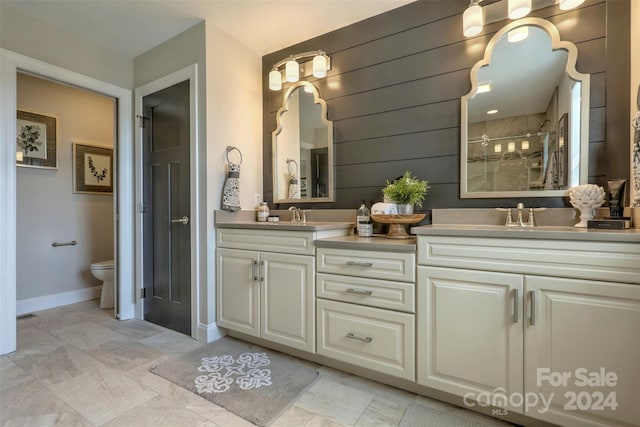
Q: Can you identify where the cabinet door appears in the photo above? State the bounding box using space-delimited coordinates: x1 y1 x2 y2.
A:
417 266 524 414
261 252 315 352
525 276 640 427
216 248 260 337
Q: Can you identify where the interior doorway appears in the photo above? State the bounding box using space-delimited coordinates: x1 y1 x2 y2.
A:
0 49 135 356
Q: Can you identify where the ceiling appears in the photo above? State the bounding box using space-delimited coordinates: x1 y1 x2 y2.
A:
1 0 416 57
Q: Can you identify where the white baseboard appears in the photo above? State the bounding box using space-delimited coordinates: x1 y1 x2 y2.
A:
197 322 226 343
17 286 102 316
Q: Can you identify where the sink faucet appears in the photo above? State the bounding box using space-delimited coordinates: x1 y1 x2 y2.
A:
496 203 547 227
289 206 301 222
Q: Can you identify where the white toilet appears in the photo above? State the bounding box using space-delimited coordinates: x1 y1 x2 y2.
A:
90 260 115 309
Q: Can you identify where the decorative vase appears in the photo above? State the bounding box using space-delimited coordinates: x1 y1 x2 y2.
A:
397 204 414 215
568 184 606 228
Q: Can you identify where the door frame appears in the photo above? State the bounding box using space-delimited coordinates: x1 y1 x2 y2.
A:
0 49 135 355
134 65 200 338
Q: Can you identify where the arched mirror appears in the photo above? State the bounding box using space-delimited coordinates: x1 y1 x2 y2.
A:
273 81 334 203
461 18 590 198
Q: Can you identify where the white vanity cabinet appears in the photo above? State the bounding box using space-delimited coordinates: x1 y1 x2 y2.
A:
315 242 416 381
416 235 640 427
216 227 350 353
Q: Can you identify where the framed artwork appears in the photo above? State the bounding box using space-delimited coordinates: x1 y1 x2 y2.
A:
16 110 58 169
73 141 113 194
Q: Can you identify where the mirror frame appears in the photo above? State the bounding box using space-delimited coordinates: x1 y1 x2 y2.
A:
460 17 590 199
272 81 334 203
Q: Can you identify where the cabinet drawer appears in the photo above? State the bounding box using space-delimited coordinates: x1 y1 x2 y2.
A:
217 228 315 255
317 299 415 380
317 247 415 282
317 273 415 313
418 236 640 284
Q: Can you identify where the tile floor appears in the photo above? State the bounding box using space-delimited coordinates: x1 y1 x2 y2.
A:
0 300 515 426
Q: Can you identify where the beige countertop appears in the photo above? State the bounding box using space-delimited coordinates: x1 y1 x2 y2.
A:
315 234 416 252
216 220 354 232
411 224 640 243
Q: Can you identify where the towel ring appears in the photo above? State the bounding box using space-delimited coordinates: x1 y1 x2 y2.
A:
286 158 298 176
225 146 243 165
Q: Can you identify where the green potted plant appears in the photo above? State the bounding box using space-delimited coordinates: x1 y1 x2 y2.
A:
382 171 430 214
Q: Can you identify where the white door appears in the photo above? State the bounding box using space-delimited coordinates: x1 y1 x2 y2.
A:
417 266 524 414
524 276 640 427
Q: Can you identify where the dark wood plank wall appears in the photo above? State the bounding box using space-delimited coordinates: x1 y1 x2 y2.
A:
262 0 630 213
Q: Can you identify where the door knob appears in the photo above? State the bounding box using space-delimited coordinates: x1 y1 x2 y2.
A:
171 216 190 225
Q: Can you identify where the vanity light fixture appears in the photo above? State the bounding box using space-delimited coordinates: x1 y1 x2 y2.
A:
268 50 331 91
508 26 529 43
16 151 24 162
463 0 585 38
508 0 531 19
508 142 516 152
487 109 498 115
559 0 585 10
463 0 484 37
521 140 529 150
494 143 502 153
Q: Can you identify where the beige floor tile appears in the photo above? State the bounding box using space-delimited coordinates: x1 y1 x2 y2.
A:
49 322 132 351
0 379 92 426
99 317 167 340
187 404 258 427
48 364 158 425
10 328 65 361
271 405 317 427
102 395 220 427
11 344 100 387
295 377 374 426
0 356 33 391
140 329 203 355
355 396 410 427
85 340 165 372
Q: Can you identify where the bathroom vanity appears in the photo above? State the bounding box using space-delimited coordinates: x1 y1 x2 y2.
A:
215 211 640 426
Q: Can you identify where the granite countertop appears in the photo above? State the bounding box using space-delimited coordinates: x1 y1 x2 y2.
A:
315 234 416 252
411 224 640 243
216 220 354 232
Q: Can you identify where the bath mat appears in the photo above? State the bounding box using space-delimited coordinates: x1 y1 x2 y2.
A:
150 336 319 426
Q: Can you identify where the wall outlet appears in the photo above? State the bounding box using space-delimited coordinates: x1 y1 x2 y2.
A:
254 193 262 207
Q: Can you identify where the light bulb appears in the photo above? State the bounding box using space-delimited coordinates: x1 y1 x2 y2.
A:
285 58 299 83
16 151 24 162
521 140 529 150
269 69 282 91
508 142 516 152
508 0 531 19
312 54 327 78
463 2 483 37
559 0 585 10
494 144 502 153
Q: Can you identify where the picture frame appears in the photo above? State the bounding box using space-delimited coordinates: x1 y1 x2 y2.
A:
16 110 58 169
72 141 113 194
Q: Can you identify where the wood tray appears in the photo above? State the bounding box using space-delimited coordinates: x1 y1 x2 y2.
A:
371 214 426 239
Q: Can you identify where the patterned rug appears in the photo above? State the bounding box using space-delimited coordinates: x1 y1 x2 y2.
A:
150 336 319 426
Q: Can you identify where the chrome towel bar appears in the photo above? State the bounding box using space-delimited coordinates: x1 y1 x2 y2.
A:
52 240 77 247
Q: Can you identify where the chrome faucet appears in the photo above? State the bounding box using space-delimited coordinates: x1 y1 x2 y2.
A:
288 206 301 222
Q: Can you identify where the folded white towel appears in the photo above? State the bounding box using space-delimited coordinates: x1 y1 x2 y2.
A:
371 202 398 215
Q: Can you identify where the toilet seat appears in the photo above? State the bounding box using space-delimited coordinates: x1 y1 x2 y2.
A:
91 260 114 270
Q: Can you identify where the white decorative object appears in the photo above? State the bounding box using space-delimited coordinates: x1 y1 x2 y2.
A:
568 184 605 227
194 352 272 394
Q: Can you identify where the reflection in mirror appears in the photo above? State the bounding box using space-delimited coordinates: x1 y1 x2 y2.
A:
273 81 334 203
460 18 590 198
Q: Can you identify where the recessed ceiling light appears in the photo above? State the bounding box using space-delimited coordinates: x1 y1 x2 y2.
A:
487 109 498 115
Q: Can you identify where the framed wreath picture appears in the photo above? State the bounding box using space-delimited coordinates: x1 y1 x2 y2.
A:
16 110 58 169
73 141 113 194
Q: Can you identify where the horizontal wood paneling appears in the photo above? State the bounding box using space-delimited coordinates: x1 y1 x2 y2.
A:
263 0 627 212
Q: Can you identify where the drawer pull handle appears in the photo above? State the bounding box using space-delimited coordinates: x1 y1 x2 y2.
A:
346 332 373 343
529 290 536 326
345 288 372 296
346 261 373 267
252 260 258 281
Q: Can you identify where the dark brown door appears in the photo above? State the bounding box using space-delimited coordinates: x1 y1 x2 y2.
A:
142 80 191 335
